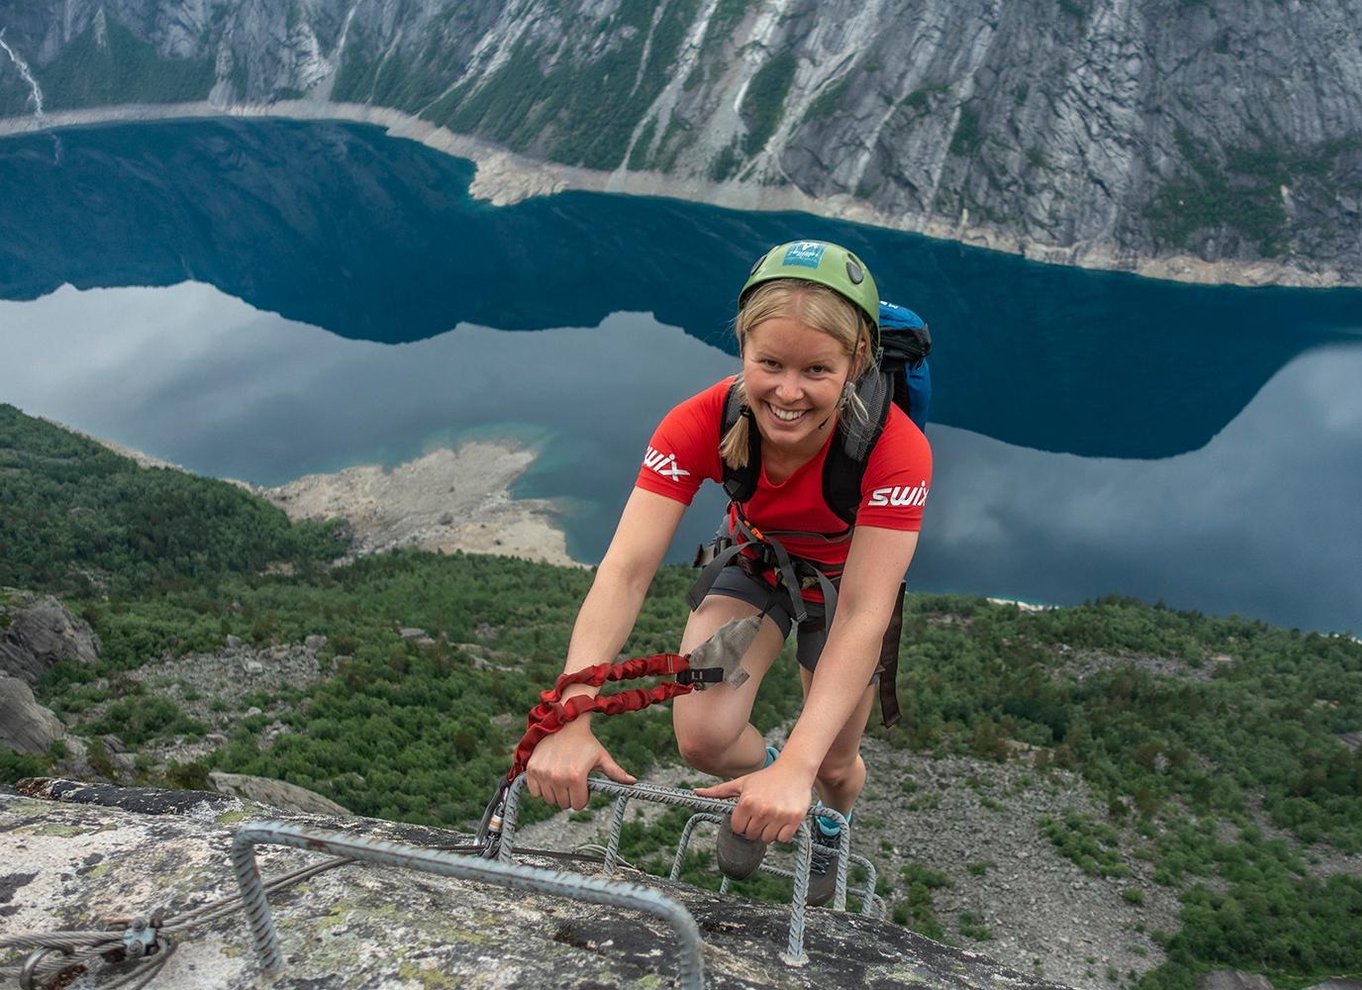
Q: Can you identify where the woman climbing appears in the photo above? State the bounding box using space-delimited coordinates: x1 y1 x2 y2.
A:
525 239 931 905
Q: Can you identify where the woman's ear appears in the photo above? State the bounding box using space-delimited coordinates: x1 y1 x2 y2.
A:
852 337 869 378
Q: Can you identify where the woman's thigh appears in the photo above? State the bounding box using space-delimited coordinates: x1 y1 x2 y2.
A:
672 593 787 746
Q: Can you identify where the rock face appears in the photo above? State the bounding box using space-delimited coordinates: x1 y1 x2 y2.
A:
0 589 101 684
1196 974 1272 990
0 779 1078 990
0 594 92 768
0 676 65 755
0 593 99 766
1 0 1360 285
207 771 353 817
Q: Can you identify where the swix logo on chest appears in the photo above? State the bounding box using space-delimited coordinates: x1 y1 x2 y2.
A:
867 482 929 508
644 446 691 481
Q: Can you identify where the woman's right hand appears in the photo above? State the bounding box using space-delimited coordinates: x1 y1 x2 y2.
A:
525 721 637 810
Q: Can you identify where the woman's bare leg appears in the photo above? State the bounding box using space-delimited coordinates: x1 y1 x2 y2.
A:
672 595 786 779
799 667 876 815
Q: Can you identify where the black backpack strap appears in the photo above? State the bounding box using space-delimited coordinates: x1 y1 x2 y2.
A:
824 369 894 526
686 536 749 611
720 381 761 504
876 581 906 728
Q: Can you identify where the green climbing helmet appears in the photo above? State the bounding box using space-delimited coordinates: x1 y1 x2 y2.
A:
739 240 881 342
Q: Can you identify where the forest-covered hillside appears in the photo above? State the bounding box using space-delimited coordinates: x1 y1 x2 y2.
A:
2 404 1360 989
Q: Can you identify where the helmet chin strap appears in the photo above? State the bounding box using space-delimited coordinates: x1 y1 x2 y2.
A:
817 375 855 431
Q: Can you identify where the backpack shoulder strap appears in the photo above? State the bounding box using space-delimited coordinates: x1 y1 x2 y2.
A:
719 380 762 504
823 369 893 526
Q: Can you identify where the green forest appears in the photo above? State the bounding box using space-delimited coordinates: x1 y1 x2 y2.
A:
2 404 1360 990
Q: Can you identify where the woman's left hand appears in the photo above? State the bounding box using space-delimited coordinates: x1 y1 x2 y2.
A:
694 764 813 844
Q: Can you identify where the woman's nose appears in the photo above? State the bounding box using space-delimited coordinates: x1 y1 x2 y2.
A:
774 370 801 400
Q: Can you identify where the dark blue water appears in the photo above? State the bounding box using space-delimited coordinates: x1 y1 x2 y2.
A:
2 118 1360 633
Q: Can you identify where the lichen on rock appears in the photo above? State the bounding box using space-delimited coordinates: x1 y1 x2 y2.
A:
1 780 1078 990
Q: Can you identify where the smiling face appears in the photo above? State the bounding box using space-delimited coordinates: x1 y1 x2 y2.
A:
741 315 858 457
721 279 873 472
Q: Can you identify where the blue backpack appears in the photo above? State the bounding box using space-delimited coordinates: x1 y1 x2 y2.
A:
879 301 932 433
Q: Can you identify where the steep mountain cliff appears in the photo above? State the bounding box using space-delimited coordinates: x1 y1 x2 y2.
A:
1 1 1360 284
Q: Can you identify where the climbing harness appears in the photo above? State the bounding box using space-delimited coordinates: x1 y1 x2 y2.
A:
690 503 846 624
690 502 906 728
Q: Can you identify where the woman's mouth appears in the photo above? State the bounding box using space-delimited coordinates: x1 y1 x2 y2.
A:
766 402 808 423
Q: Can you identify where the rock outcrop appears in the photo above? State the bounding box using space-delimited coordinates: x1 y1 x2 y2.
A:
1 0 1360 285
207 771 353 818
0 676 64 755
0 589 101 684
1 778 1077 990
0 591 97 758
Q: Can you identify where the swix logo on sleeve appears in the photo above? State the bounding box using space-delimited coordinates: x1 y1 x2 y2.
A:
867 481 930 507
643 446 691 482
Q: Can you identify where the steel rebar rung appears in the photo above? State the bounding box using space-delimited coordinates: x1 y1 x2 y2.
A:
231 821 704 990
498 774 872 965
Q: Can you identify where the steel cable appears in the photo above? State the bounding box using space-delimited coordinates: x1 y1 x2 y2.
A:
0 854 356 989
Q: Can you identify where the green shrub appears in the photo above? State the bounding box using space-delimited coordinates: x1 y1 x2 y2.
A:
741 51 797 156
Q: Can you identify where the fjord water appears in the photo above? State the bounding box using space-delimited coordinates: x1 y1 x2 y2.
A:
1 119 1359 632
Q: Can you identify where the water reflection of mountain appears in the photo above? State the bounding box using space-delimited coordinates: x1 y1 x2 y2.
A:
3 118 1360 458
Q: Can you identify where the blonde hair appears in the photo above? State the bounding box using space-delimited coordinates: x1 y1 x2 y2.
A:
720 280 878 470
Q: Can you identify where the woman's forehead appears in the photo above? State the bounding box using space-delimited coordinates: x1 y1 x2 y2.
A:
745 317 850 357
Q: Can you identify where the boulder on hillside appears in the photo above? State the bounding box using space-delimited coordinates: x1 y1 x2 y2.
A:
0 676 65 755
0 590 101 684
208 771 352 817
1 780 1078 990
1198 972 1274 990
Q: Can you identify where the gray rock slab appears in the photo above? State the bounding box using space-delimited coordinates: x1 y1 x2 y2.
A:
0 676 65 755
0 780 1077 990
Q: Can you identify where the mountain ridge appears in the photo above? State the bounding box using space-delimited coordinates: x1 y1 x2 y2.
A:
1 0 1359 287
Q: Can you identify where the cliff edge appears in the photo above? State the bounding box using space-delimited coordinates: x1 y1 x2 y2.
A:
1 779 1076 990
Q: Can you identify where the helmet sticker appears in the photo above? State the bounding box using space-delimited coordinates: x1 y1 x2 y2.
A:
782 241 826 268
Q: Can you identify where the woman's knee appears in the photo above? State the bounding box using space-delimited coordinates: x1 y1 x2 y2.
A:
674 723 737 774
815 750 865 792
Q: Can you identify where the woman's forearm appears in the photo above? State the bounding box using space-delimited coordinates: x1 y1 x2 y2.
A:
779 611 887 775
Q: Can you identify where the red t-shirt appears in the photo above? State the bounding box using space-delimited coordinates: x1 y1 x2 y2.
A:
634 377 932 572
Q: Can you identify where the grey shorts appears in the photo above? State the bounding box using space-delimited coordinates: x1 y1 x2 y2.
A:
705 565 828 673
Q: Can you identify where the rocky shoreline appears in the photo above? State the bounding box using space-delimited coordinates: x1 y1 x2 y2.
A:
90 424 580 568
253 442 580 568
0 100 1350 290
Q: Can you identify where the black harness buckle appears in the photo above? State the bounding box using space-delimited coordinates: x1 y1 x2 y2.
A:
675 666 725 689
